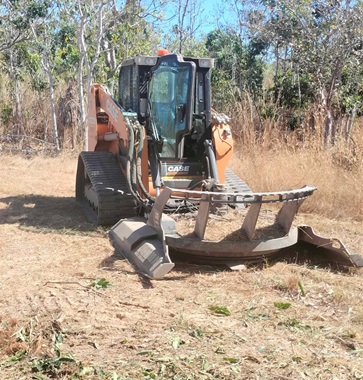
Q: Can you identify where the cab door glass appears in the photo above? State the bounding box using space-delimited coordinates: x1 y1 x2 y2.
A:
149 57 195 158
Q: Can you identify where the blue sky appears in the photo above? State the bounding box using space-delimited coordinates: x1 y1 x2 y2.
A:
159 0 236 35
200 0 224 33
201 0 223 17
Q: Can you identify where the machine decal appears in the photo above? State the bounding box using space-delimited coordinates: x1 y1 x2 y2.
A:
167 165 190 173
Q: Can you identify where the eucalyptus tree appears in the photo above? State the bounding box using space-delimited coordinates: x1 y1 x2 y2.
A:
98 1 161 84
246 0 363 144
170 0 204 54
27 1 62 150
0 0 61 148
0 0 33 133
205 29 265 110
0 0 33 51
58 0 163 145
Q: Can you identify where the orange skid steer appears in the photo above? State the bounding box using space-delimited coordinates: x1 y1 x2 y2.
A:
76 52 363 279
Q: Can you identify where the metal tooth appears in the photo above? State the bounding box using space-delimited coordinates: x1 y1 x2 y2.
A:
241 196 262 240
193 194 211 240
276 195 304 234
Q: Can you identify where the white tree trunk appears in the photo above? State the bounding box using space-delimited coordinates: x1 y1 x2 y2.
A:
9 49 23 134
77 55 86 149
46 59 60 151
14 77 22 135
28 20 60 150
324 108 333 147
321 88 333 147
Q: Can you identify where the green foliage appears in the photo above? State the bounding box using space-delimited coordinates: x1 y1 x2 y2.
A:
206 29 264 109
26 1 50 19
298 281 306 296
162 28 207 58
54 23 79 75
91 277 111 289
209 305 231 316
223 357 240 363
0 349 27 366
28 319 78 378
339 66 363 116
278 318 313 331
258 0 363 139
17 46 49 91
274 302 291 310
94 3 160 85
1 104 13 126
272 70 315 109
31 356 76 374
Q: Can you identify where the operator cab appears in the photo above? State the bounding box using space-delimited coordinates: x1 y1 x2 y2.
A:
118 53 213 161
148 54 194 158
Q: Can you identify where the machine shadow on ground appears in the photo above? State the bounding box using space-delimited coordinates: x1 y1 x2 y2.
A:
99 247 232 286
1 194 350 280
0 194 97 233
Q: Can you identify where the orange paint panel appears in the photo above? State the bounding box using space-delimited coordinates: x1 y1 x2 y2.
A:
87 85 99 151
87 84 132 156
97 123 109 136
97 87 129 145
212 123 234 184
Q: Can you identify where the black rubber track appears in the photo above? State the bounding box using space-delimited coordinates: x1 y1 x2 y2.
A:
76 151 138 226
224 167 252 194
223 167 252 208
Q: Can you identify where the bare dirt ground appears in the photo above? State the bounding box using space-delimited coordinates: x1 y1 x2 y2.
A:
0 153 362 380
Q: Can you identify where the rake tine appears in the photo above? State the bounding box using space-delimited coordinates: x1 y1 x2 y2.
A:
241 196 262 240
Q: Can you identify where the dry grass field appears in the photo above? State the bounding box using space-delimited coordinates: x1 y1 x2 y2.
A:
0 134 362 379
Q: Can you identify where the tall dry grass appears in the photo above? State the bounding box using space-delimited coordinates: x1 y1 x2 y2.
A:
0 77 76 153
228 101 363 222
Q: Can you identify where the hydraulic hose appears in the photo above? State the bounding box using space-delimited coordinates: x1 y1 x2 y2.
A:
204 139 220 183
124 120 144 207
135 124 156 204
113 98 147 208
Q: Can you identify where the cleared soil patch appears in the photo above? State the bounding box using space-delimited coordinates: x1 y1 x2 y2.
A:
0 153 362 380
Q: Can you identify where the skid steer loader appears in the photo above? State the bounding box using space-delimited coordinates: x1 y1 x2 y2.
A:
76 51 363 279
